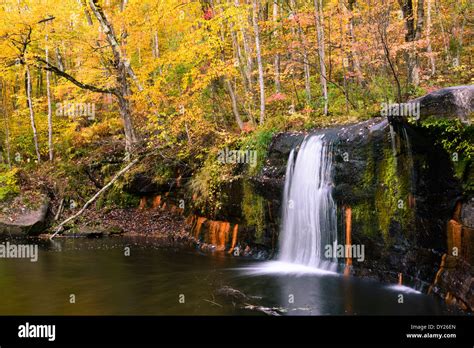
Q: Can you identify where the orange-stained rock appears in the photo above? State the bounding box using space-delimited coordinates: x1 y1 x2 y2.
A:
194 217 207 239
447 219 462 256
228 224 239 254
343 206 352 276
139 197 147 210
152 195 161 209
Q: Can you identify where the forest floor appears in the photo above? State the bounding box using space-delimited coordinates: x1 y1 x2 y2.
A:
42 206 198 249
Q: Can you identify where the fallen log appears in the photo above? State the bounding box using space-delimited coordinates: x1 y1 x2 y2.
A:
50 157 139 240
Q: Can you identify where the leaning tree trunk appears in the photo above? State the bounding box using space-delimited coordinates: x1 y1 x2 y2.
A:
225 80 244 131
88 0 138 156
25 65 41 162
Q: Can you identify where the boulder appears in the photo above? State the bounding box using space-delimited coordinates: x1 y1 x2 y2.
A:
409 85 474 124
0 197 49 235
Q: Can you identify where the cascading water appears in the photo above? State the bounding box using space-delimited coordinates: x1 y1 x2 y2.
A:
278 134 338 271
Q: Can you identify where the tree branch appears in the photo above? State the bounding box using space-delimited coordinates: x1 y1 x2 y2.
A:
34 56 116 95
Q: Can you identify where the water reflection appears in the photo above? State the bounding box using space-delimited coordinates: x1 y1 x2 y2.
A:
0 237 454 315
239 261 448 315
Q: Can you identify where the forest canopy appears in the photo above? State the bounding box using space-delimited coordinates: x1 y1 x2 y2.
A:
0 0 472 209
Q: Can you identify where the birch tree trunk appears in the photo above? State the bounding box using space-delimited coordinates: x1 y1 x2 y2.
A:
25 65 41 162
252 0 265 125
152 31 160 59
314 0 328 115
45 34 53 161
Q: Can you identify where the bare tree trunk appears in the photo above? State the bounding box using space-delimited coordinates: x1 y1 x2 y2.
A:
25 65 41 162
45 35 53 161
272 0 281 93
314 0 328 115
456 15 466 65
230 28 250 91
346 0 364 85
434 0 449 62
234 0 253 91
55 47 64 71
291 0 312 104
1 80 12 168
120 0 128 12
252 0 265 125
378 14 402 103
80 0 94 25
302 45 311 104
426 0 435 75
215 0 245 131
151 31 163 76
226 0 250 93
152 31 160 58
339 2 350 113
398 0 424 86
225 80 244 130
88 0 138 156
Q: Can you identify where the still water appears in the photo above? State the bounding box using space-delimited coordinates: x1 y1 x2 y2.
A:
0 236 451 315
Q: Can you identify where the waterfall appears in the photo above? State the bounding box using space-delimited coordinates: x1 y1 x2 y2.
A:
279 134 338 270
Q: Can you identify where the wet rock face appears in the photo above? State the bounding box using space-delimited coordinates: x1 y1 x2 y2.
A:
461 197 474 228
124 173 160 195
0 197 49 235
251 132 305 200
430 255 474 312
409 85 474 124
254 117 464 292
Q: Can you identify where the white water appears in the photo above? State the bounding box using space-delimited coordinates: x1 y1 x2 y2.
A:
278 134 338 271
